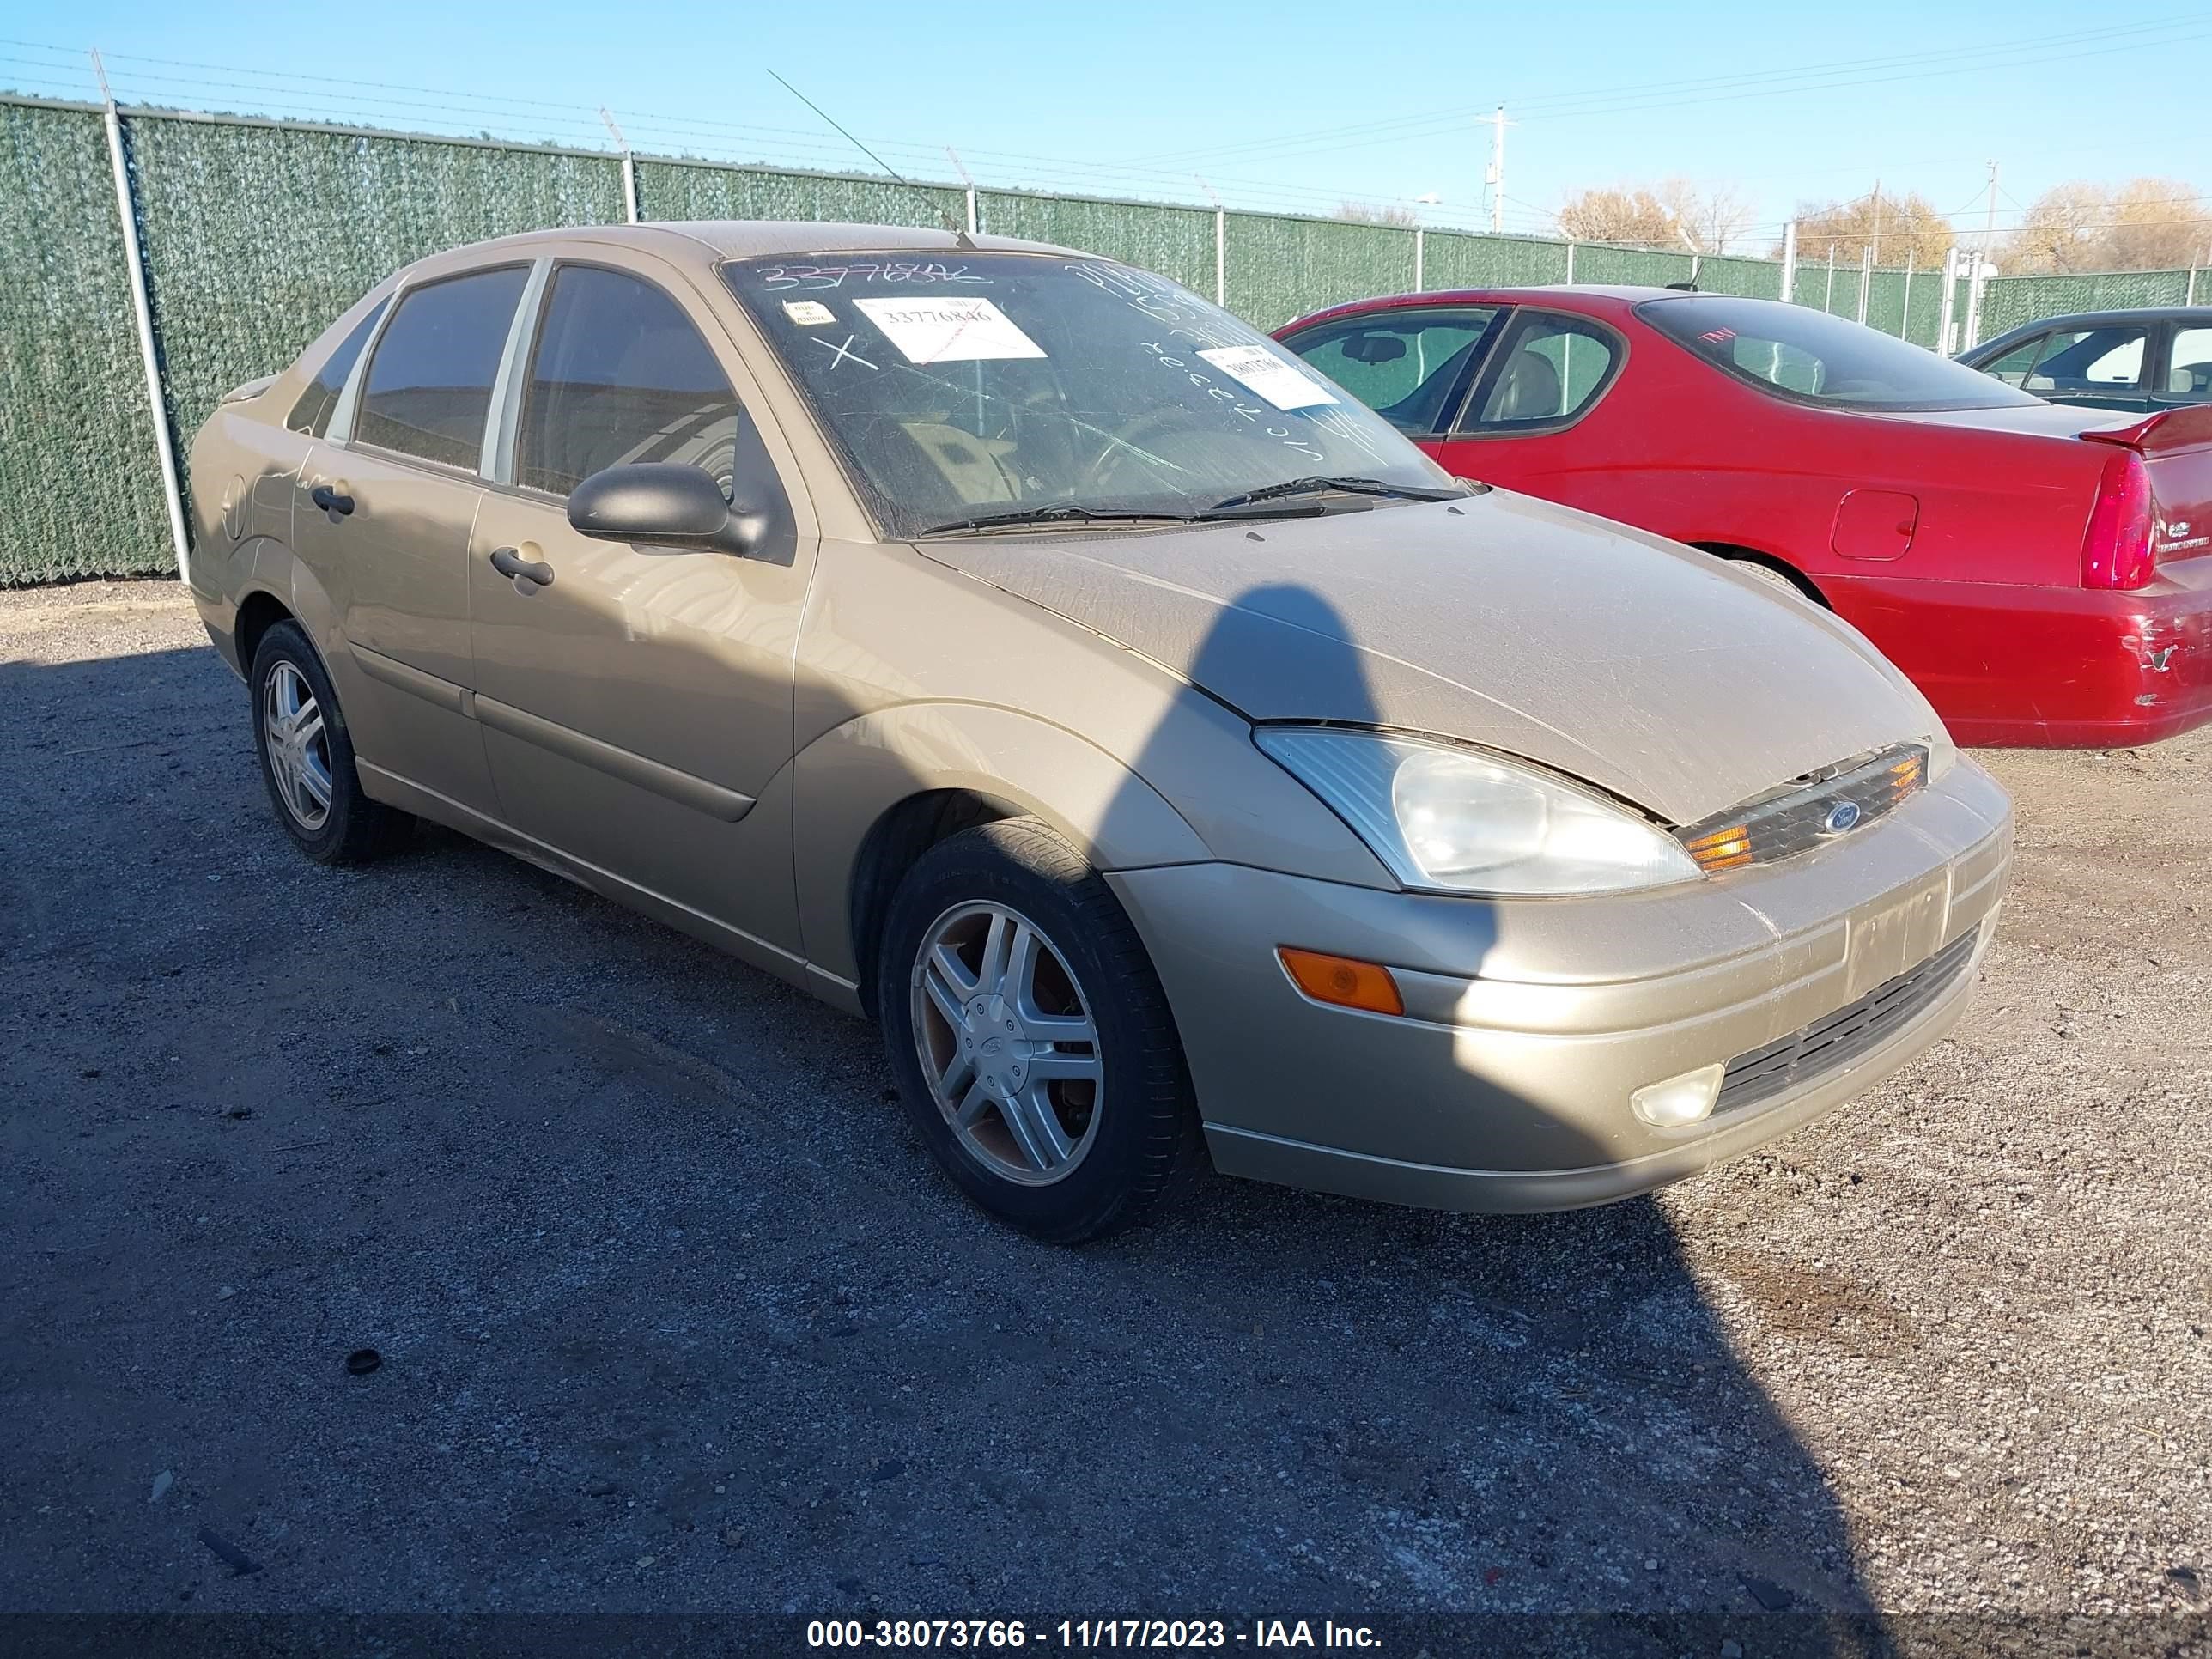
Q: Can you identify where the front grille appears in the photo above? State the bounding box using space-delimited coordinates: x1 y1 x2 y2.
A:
1675 744 1929 872
1716 925 1980 1114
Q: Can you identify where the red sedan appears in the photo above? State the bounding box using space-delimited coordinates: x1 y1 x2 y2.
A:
1276 287 2212 747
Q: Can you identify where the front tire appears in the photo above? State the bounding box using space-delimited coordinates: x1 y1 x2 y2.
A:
876 817 1198 1243
248 619 413 865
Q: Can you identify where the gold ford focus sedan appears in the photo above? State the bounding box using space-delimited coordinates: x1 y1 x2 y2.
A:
186 221 2014 1241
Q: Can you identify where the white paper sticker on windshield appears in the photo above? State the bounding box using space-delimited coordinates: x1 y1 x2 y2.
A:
783 299 837 326
1196 345 1339 411
854 295 1046 363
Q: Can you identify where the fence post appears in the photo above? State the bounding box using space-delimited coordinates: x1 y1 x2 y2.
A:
1899 248 1916 340
1564 241 1576 284
1778 221 1797 302
2190 262 2200 307
1689 251 1701 285
1823 245 1837 313
1413 227 1424 292
1962 257 1988 349
1856 247 1872 324
93 58 191 582
1937 247 1960 354
600 110 638 222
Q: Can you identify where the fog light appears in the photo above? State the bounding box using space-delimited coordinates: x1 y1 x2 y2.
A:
1631 1062 1725 1127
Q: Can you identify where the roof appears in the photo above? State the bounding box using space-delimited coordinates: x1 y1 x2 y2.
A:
1279 283 1742 331
1974 305 2212 342
424 219 1079 268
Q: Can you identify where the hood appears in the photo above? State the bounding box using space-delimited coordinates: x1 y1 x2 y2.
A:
917 490 1943 825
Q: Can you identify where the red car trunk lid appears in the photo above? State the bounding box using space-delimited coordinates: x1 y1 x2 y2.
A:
2082 407 2212 568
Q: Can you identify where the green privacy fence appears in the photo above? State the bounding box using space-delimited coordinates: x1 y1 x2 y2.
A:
1973 268 2197 340
0 102 170 583
2 90 2200 585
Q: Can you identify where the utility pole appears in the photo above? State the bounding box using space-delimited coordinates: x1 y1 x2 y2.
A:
1982 160 2000 263
1485 105 1508 235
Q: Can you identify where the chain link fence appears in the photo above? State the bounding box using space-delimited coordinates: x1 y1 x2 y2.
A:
2 91 2201 586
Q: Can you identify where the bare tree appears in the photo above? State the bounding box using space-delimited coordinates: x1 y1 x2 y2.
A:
1657 178 1757 256
2004 182 2112 273
2100 178 2210 271
1786 189 1955 268
1557 186 1685 250
1999 179 2211 274
1333 201 1420 228
1556 179 1753 252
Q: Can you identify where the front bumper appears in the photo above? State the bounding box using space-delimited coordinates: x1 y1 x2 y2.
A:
1109 758 2013 1212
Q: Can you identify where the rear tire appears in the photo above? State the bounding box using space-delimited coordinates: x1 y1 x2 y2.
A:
1720 553 1821 605
248 619 413 865
876 817 1198 1243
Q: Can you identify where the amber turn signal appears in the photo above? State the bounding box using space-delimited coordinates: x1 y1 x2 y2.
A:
1277 947 1405 1017
1680 823 1754 872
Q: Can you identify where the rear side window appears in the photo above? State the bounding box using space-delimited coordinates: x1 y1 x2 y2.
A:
2170 326 2212 398
515 265 740 496
286 299 387 436
1279 308 1497 434
356 266 529 470
1461 312 1620 431
1641 295 2037 411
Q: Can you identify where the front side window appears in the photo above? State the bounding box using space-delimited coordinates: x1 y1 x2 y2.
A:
287 298 387 436
720 254 1452 539
2025 325 2148 393
1641 295 2039 411
1461 312 1620 431
356 265 528 470
1278 308 1498 434
516 266 741 496
1978 332 2047 387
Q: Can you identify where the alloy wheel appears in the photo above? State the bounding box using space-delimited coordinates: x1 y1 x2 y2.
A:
263 660 333 831
910 900 1103 1186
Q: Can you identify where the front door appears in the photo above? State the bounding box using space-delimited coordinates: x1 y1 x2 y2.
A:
2019 320 2155 411
294 264 532 818
466 258 813 955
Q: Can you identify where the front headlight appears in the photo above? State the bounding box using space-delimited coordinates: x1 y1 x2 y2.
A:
1255 728 1702 897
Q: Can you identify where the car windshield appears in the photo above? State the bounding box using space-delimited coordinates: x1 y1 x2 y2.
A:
721 252 1454 538
1638 295 2039 412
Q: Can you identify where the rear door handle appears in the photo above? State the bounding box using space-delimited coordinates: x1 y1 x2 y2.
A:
309 483 354 517
489 546 555 587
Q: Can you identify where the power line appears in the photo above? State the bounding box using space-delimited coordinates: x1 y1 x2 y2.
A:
1127 12 2206 168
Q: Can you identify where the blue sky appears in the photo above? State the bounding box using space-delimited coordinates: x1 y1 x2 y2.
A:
3 0 2207 252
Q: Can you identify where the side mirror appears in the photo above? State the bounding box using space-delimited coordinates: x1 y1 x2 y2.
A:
566 463 771 557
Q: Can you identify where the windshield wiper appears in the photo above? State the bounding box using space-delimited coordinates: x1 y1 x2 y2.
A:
915 502 1201 538
1200 475 1468 514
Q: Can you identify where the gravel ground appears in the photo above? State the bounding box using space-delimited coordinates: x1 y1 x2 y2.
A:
2 580 2207 1634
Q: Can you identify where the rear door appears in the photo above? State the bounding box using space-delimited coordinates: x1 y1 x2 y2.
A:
295 264 529 817
466 254 814 954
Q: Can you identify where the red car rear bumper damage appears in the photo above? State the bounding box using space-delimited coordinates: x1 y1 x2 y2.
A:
1829 562 2212 748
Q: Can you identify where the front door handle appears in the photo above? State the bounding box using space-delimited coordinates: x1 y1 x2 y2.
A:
309 483 355 518
489 546 555 587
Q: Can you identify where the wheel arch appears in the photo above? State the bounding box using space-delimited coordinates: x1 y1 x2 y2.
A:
793 702 1212 1012
1688 540 1830 606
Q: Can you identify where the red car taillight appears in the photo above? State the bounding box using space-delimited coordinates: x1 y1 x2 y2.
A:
2080 450 2155 591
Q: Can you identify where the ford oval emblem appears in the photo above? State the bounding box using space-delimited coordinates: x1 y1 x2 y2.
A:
1822 799 1862 835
